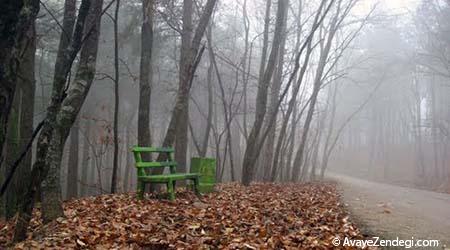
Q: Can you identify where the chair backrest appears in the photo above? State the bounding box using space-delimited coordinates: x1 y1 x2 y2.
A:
131 146 177 176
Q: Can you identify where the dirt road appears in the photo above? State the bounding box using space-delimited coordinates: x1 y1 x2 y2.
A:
330 173 450 249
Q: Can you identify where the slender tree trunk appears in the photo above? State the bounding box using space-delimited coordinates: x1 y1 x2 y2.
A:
66 119 79 199
263 1 289 181
111 0 121 194
123 109 137 191
80 118 91 196
291 8 339 181
258 0 272 81
270 1 304 181
153 0 217 174
241 0 288 186
320 84 338 179
207 28 236 181
241 0 250 140
199 25 214 158
123 128 131 191
310 113 325 181
284 102 298 181
430 80 440 181
174 0 195 174
138 0 154 154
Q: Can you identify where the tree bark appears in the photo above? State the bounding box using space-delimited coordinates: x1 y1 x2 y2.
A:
40 0 101 222
258 0 272 81
0 0 39 166
137 0 154 156
154 0 217 175
14 0 103 240
241 0 288 186
174 0 195 173
199 25 214 158
263 0 289 181
111 0 121 194
3 20 36 219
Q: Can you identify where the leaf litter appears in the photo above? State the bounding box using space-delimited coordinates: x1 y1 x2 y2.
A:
0 182 374 249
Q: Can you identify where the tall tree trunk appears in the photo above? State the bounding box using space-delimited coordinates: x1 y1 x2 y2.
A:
174 0 195 173
14 0 102 241
153 0 217 177
430 79 440 181
283 102 298 181
291 6 339 181
111 0 121 194
310 113 325 181
207 27 236 181
241 0 288 186
3 21 36 219
66 119 79 199
137 0 154 155
241 0 250 140
258 0 272 81
199 25 214 158
413 78 425 180
124 109 137 191
0 0 39 163
123 128 132 191
263 0 289 181
40 0 101 221
38 0 80 223
80 118 91 196
320 84 338 179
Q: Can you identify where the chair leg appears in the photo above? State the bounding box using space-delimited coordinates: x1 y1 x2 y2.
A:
167 180 175 201
193 177 200 196
137 181 145 200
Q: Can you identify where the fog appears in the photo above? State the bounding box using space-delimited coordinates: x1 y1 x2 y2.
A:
18 0 448 194
1 0 450 246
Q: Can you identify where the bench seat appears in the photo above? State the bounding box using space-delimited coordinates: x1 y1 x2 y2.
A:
138 173 199 182
132 146 200 200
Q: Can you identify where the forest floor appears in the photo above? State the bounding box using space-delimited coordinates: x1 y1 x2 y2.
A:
0 183 371 249
331 173 450 249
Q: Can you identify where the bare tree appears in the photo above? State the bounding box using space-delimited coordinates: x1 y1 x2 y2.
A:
262 0 289 181
153 0 217 179
111 0 121 194
14 0 105 240
241 0 288 186
291 0 353 181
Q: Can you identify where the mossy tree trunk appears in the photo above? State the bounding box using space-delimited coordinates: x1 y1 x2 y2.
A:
14 0 103 241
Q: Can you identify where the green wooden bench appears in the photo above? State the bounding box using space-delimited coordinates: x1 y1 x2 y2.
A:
132 146 200 200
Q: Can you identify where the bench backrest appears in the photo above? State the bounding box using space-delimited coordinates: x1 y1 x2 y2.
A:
131 146 177 177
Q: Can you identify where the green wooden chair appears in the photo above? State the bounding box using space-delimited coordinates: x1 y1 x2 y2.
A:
132 146 200 200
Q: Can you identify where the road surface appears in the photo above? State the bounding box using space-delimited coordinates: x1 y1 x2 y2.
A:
329 173 450 249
